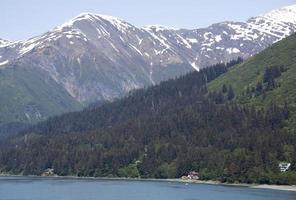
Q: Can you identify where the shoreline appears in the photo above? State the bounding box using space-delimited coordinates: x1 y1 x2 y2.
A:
1 174 296 192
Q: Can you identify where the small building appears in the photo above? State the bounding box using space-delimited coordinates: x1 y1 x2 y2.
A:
279 162 291 172
187 171 199 180
42 168 55 176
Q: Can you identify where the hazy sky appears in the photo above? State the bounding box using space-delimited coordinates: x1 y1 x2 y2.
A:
1 0 295 40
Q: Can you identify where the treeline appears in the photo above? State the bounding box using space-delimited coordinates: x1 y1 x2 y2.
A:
0 58 295 185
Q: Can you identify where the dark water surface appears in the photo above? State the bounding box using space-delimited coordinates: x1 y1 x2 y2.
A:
0 176 295 200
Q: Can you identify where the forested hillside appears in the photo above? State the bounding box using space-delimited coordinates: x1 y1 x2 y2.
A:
0 34 296 185
209 33 296 132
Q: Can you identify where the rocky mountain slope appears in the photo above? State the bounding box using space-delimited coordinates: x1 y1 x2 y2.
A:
0 5 296 125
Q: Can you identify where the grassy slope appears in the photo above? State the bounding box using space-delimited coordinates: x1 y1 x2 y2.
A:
0 65 82 124
208 33 296 131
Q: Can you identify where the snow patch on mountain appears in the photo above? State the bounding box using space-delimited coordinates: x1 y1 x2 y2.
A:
143 25 177 32
190 62 200 71
96 14 133 33
215 35 222 42
187 38 198 44
262 5 296 24
226 48 240 54
0 60 9 66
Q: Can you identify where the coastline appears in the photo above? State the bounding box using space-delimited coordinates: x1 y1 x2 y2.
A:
151 178 296 192
1 174 296 192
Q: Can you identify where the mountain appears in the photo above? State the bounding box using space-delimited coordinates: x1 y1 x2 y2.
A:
1 33 296 183
0 5 296 126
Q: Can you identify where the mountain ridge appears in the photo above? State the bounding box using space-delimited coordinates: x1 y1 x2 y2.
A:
2 5 296 68
0 4 296 126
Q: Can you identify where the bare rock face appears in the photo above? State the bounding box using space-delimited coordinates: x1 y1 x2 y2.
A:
0 5 296 124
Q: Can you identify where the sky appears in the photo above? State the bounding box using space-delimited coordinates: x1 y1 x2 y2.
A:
1 0 295 40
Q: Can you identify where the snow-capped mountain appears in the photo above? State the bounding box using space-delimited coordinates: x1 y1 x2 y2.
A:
0 5 296 124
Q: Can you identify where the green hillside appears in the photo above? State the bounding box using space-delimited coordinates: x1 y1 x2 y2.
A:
0 64 82 125
208 33 296 132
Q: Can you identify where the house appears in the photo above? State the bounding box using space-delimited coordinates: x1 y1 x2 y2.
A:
187 171 199 180
42 168 55 176
279 162 291 172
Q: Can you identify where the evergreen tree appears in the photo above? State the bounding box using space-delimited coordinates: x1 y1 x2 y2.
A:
227 85 235 100
256 82 263 92
222 84 228 93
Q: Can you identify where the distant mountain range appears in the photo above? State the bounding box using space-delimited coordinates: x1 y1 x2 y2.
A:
0 5 296 125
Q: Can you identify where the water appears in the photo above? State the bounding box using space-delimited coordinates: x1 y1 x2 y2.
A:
0 176 295 200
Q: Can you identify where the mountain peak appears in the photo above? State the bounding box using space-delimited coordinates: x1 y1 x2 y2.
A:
55 12 133 33
56 13 100 30
73 12 126 23
262 4 296 24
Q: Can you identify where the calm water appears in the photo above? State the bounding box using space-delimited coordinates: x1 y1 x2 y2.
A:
0 177 295 200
